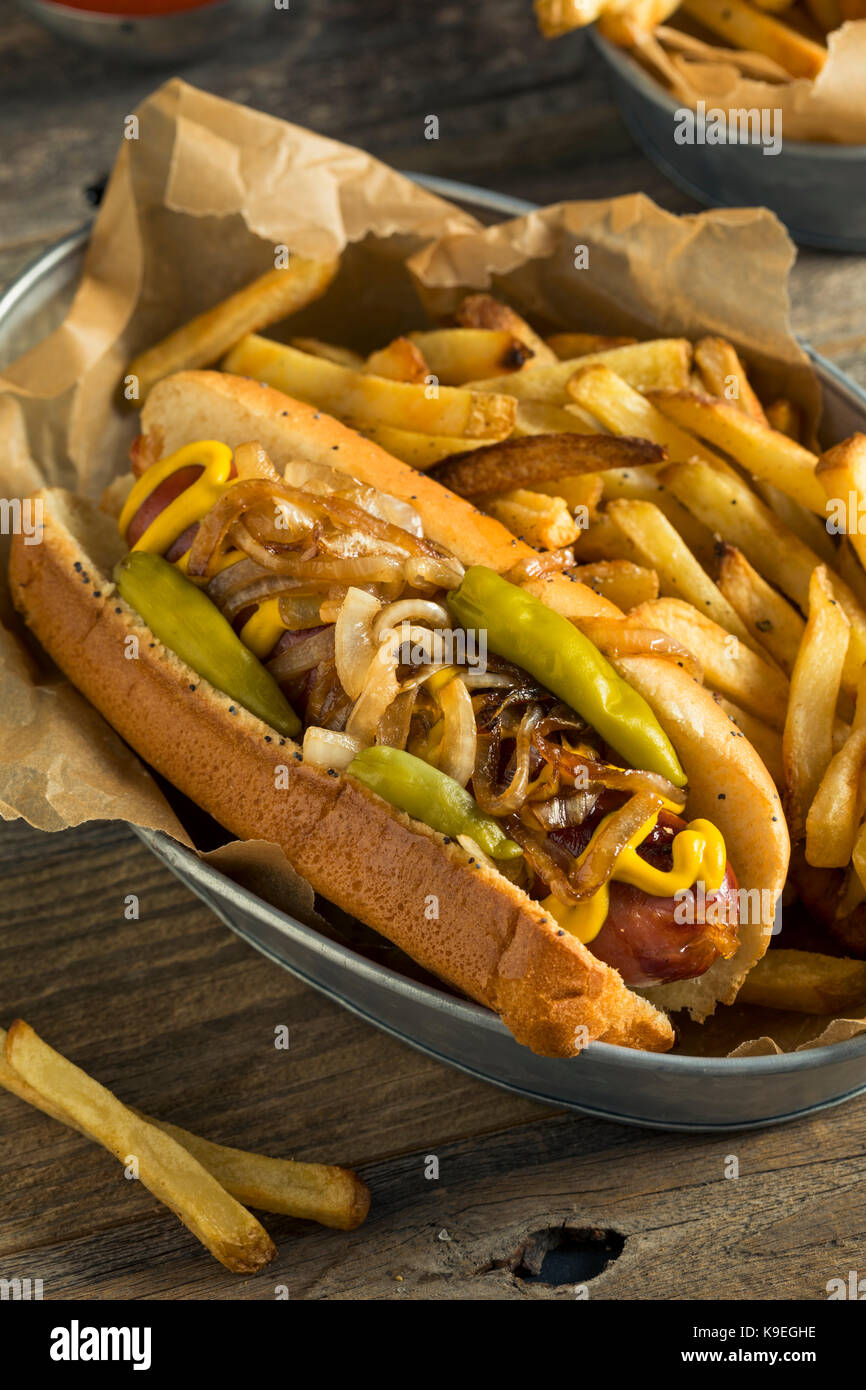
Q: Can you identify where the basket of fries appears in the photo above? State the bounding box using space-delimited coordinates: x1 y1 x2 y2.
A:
536 0 866 250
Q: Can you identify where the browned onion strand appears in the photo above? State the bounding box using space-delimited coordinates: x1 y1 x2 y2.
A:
266 626 335 682
566 791 662 899
320 493 440 559
186 479 325 577
577 617 703 681
473 703 546 816
376 687 418 750
505 547 576 584
532 730 683 802
306 659 352 730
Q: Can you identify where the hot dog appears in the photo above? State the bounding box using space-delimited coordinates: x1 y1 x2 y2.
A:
9 371 789 1054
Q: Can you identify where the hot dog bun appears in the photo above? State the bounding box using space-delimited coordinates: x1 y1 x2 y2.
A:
9 371 789 1050
9 486 672 1055
140 372 789 1018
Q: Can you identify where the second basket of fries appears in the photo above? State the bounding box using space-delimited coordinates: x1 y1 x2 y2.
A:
536 0 866 250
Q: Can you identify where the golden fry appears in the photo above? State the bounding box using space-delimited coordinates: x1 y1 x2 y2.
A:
783 565 850 841
486 488 582 549
129 257 340 403
365 336 428 383
468 339 692 402
546 332 637 358
717 544 805 675
409 328 531 384
571 559 660 610
737 950 866 1013
3 1022 276 1273
649 389 826 515
693 337 768 425
223 336 516 438
456 293 557 364
680 0 827 78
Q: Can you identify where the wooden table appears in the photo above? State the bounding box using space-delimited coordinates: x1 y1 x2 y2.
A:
2 0 865 1302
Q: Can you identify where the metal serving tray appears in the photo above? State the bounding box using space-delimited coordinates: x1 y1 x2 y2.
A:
591 31 866 253
4 176 866 1130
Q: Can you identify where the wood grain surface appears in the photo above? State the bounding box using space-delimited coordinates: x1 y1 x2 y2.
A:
2 0 865 1302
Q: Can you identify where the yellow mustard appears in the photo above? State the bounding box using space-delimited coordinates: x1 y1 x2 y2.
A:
118 441 235 555
542 810 727 945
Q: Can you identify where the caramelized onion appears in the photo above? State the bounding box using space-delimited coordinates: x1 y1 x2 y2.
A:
533 731 684 804
302 725 363 771
505 547 575 584
186 479 324 577
565 791 662 900
267 626 335 682
436 677 476 787
335 587 382 701
372 599 450 640
473 703 546 816
346 629 401 743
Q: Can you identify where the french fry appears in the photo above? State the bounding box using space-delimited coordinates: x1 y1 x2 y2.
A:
534 0 606 36
655 22 793 78
467 339 692 402
765 397 802 442
816 433 866 572
128 257 340 404
680 0 827 78
606 498 756 646
428 432 664 497
533 473 605 518
567 363 735 474
574 510 636 563
514 400 598 436
805 727 866 867
783 566 849 841
628 597 790 727
0 1027 370 1231
596 463 717 569
350 421 490 469
752 480 837 566
408 329 532 384
365 336 428 383
693 337 768 425
749 0 799 12
737 950 866 1013
649 389 827 515
485 488 581 549
2 1021 276 1272
456 293 557 364
571 559 660 610
661 461 866 691
142 1117 370 1231
223 336 516 439
717 544 805 675
715 696 784 787
546 332 638 358
291 337 365 369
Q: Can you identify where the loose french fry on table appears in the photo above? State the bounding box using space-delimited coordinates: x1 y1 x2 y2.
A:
365 336 429 383
715 696 785 787
467 338 692 402
717 544 805 675
408 328 532 384
783 566 850 841
456 293 557 364
737 950 866 1013
606 497 757 646
649 389 827 515
2 1022 276 1273
223 335 516 438
693 337 769 425
128 256 340 404
0 1025 370 1235
680 0 828 78
628 597 790 727
661 461 866 691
